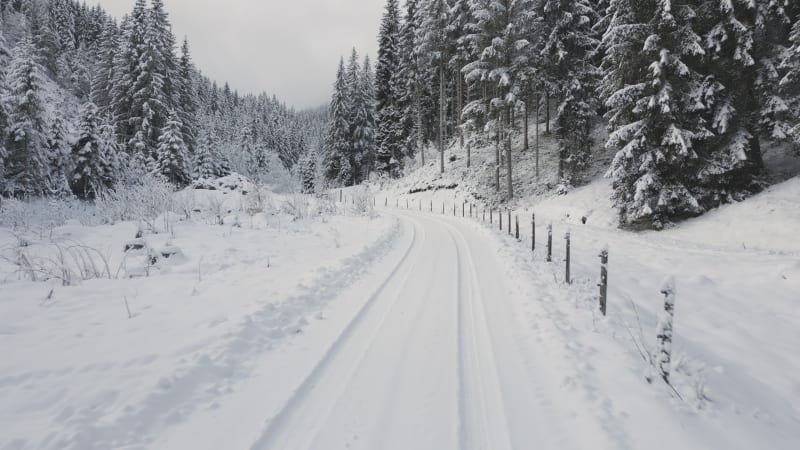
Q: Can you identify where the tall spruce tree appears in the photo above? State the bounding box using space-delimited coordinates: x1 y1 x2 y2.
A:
71 102 115 199
540 0 601 185
0 20 9 181
3 36 50 196
602 0 707 228
177 37 198 155
375 0 404 177
784 11 800 148
323 58 352 185
155 112 190 186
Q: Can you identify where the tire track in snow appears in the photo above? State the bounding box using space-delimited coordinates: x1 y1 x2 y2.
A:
433 217 514 450
249 216 426 450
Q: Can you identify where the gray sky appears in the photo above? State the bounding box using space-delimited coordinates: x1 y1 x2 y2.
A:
95 0 383 109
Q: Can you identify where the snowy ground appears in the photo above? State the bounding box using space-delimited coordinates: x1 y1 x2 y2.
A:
0 183 397 450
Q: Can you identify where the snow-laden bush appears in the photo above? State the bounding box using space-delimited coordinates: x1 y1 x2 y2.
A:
349 186 376 217
95 171 174 227
282 194 313 220
0 197 94 234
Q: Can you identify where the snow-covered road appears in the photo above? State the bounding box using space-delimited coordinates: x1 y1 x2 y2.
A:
249 210 583 450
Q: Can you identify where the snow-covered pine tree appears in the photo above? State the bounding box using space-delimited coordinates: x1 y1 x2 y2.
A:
418 0 451 174
539 0 601 185
323 58 351 184
602 0 707 229
111 3 147 153
3 35 50 196
46 113 72 196
375 0 404 177
299 147 318 193
780 8 800 150
462 0 537 198
346 48 363 182
71 102 114 199
193 128 222 179
155 112 190 186
177 37 198 156
0 19 9 181
693 0 787 202
397 0 421 160
360 55 377 179
92 18 119 116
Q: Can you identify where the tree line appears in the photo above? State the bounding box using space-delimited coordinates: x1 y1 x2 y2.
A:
0 0 325 200
325 0 799 229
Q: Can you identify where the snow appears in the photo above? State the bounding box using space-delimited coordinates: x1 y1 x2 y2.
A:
0 187 396 450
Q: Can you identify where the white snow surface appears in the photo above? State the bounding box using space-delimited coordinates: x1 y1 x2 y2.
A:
1 175 799 449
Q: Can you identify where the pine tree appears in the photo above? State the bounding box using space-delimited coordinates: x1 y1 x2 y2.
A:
155 113 190 186
346 48 363 181
0 20 10 181
193 128 223 179
3 36 50 196
540 0 601 184
71 102 114 199
397 0 421 160
602 0 707 228
418 0 450 174
177 37 198 155
696 0 781 196
375 0 404 177
780 8 800 149
46 113 71 196
323 58 352 184
360 55 378 179
92 18 118 116
299 147 318 193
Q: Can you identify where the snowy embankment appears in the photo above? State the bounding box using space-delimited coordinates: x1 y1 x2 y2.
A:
366 150 800 448
0 177 397 450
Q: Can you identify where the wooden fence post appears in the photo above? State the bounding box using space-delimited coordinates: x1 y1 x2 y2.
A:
490 209 493 224
470 203 473 218
340 190 343 202
385 197 388 207
515 215 519 240
406 199 409 209
531 213 536 253
499 210 503 230
507 210 511 235
599 248 608 316
565 231 571 284
547 224 553 262
462 202 465 217
430 200 433 212
454 203 456 216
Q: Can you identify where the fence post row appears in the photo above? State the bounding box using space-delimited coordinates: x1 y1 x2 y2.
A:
599 248 608 316
547 224 553 262
565 231 571 285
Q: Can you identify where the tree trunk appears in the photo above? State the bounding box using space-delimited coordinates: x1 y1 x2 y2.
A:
506 107 513 200
523 95 529 152
439 61 445 174
545 91 550 135
535 93 540 178
457 71 464 149
416 82 424 166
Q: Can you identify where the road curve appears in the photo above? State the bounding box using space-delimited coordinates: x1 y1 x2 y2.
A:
250 210 576 450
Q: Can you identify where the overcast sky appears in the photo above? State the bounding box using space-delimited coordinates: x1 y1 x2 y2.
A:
95 0 383 109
